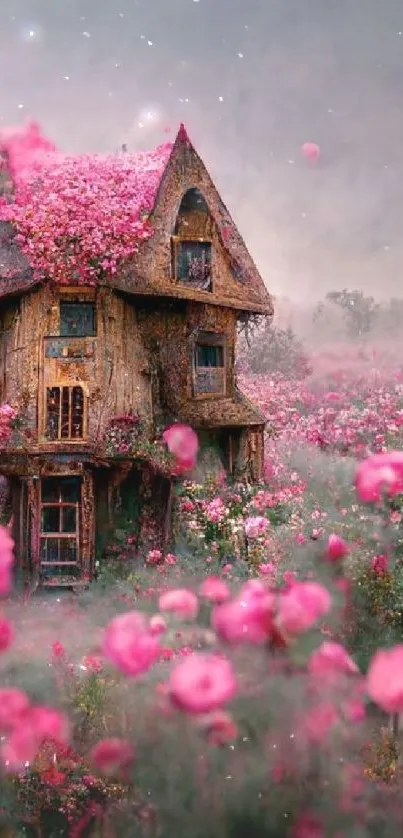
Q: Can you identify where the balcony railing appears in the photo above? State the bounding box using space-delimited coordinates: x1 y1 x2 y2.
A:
194 367 226 396
44 336 96 361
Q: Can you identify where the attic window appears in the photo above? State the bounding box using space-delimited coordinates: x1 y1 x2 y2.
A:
60 302 96 337
173 239 212 291
179 188 209 213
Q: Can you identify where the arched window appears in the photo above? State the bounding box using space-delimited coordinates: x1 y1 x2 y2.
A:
46 385 85 440
172 189 212 291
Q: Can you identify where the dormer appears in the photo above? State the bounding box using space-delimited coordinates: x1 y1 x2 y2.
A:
171 188 213 292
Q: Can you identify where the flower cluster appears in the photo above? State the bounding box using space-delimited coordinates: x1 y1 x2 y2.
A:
0 121 172 284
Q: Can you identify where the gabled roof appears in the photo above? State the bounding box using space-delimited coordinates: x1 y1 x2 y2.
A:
0 123 273 314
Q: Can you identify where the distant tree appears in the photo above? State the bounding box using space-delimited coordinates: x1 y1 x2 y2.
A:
321 289 379 338
238 322 311 379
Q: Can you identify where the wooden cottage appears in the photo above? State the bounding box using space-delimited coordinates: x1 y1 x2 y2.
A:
0 123 273 588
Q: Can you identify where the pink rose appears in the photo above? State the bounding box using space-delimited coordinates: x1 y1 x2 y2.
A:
326 534 348 561
355 451 403 503
308 642 359 676
169 653 237 714
159 588 199 620
199 576 230 604
276 581 332 636
103 611 160 676
163 424 199 471
91 738 134 776
367 645 403 712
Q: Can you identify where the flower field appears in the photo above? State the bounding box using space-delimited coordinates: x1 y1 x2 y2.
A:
2 341 403 836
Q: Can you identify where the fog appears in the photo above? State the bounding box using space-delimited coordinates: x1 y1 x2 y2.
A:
1 0 403 300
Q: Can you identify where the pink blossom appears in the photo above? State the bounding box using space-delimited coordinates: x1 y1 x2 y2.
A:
0 617 13 651
146 548 163 566
197 709 238 745
258 562 275 576
355 451 403 503
164 553 177 566
51 641 65 658
169 653 237 714
0 121 173 285
199 576 231 604
308 642 359 676
91 738 134 776
29 706 70 743
366 645 403 712
159 588 199 620
103 611 160 676
276 581 332 636
149 614 167 635
0 688 30 731
163 424 199 471
326 534 348 561
212 582 279 646
1 705 69 771
371 554 388 574
290 812 324 838
0 525 15 596
244 516 269 539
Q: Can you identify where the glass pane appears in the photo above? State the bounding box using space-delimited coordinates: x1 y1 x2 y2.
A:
196 344 223 368
40 537 60 563
60 302 96 337
60 477 81 503
71 387 84 438
61 387 70 438
60 539 77 563
41 506 60 533
41 477 61 503
62 506 76 533
177 241 211 289
46 388 60 440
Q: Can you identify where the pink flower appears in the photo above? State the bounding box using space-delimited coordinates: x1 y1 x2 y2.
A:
164 553 177 566
91 738 134 776
103 611 160 676
163 424 199 471
146 549 163 566
51 641 65 658
0 688 30 731
290 812 324 838
199 576 230 604
159 588 199 620
197 710 238 745
258 562 275 576
29 706 69 743
326 534 348 561
244 516 269 539
212 581 279 646
355 451 403 503
2 726 41 770
276 581 332 636
366 645 403 712
149 614 167 635
0 617 13 652
0 525 15 596
371 554 388 575
83 654 103 673
308 642 359 676
169 653 237 714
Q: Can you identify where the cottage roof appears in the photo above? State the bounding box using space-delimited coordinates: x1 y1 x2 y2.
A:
178 390 266 428
0 123 272 314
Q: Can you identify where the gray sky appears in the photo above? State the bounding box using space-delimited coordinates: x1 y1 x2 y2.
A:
1 0 403 301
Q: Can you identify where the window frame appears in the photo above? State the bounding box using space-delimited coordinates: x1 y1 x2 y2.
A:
192 331 226 399
45 385 87 441
39 476 81 572
171 236 212 291
59 300 97 338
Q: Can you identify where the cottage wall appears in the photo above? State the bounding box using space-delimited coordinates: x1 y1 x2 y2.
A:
0 285 153 444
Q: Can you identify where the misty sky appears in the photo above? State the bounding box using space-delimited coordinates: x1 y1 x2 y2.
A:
1 0 403 301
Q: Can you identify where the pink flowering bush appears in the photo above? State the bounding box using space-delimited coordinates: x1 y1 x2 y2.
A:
0 121 173 285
